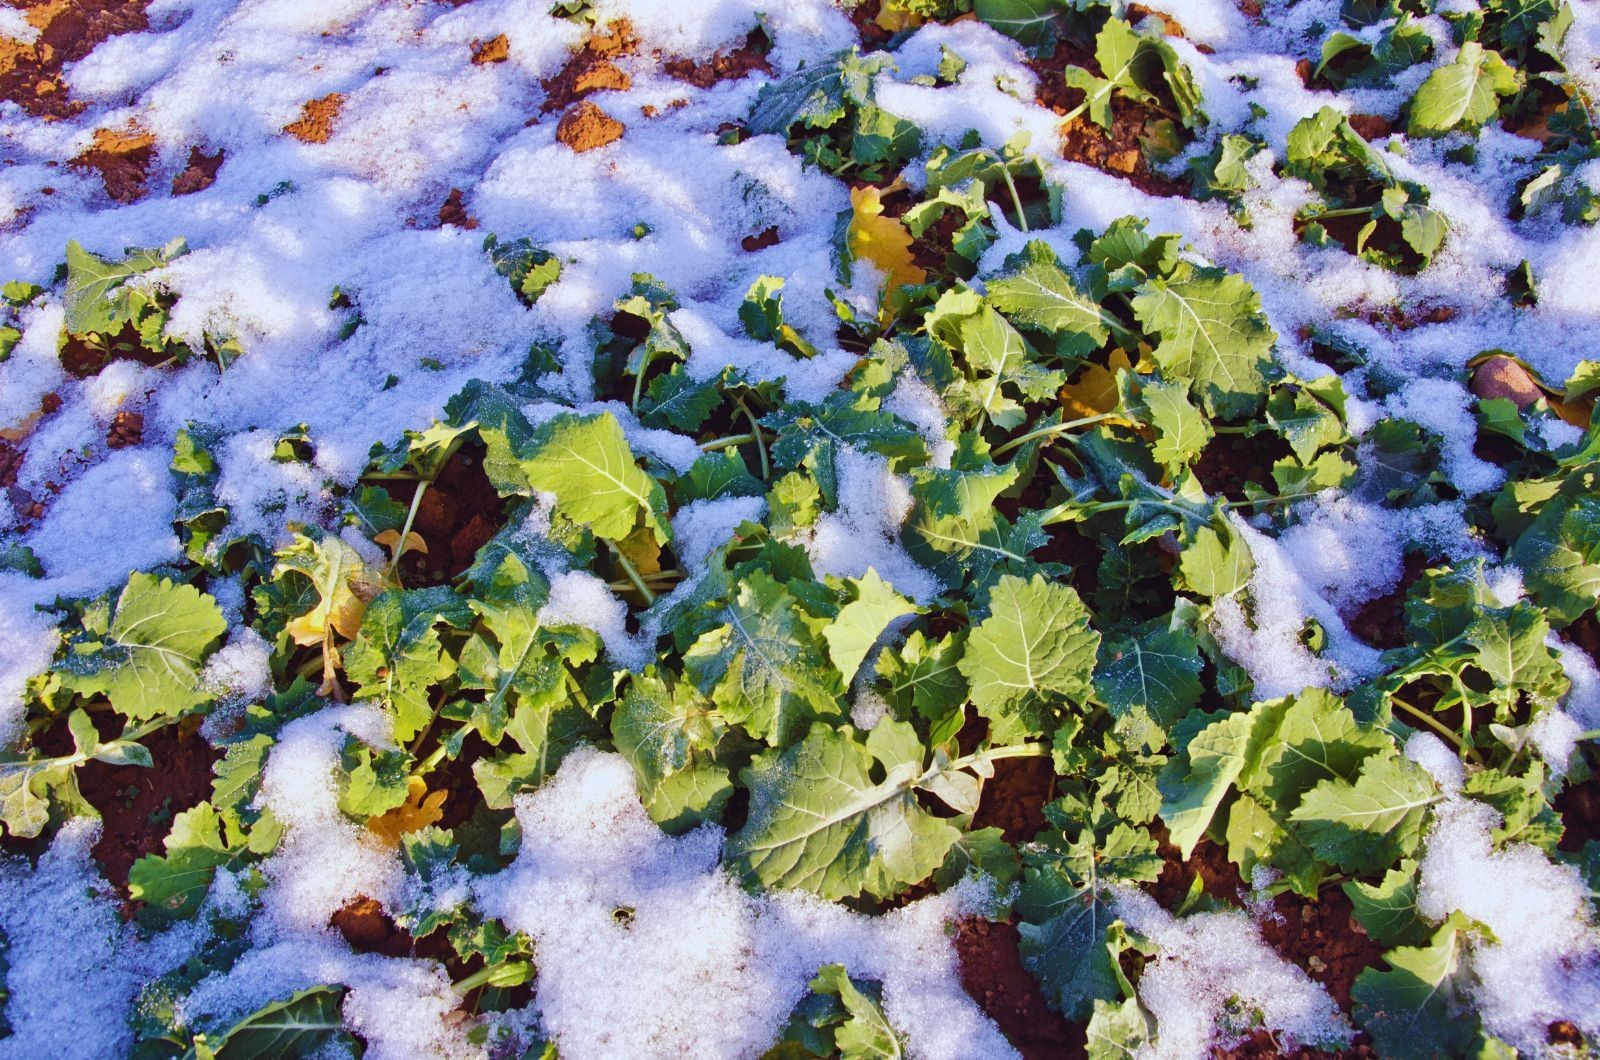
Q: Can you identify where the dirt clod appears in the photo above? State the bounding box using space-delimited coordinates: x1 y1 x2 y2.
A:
107 410 144 449
60 721 221 895
285 93 345 144
332 896 413 957
742 226 780 252
1347 114 1395 141
171 145 225 196
574 59 631 95
1471 355 1543 409
438 187 478 230
557 101 625 152
470 34 509 65
0 441 21 489
973 752 1055 842
393 445 508 587
662 28 772 89
71 124 157 204
541 20 638 114
0 0 150 120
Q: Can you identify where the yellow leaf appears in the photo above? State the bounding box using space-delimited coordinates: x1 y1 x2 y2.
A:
287 590 370 646
875 6 923 32
1060 349 1134 420
1552 397 1594 430
368 776 446 845
0 409 42 443
285 540 381 647
616 525 663 577
375 529 429 560
848 185 926 303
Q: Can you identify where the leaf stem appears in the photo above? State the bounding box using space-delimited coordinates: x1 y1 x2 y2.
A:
631 347 654 412
738 398 771 480
452 959 532 996
608 543 657 605
998 165 1030 233
945 741 1051 774
406 692 445 758
993 413 1117 457
1301 206 1374 222
698 432 755 451
1390 695 1483 767
411 742 450 778
386 480 430 584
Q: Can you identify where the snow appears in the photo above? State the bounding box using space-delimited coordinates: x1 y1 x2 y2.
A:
478 747 1016 1060
671 495 766 570
0 822 142 1058
539 569 649 671
1113 889 1352 1058
806 447 941 604
1527 707 1583 778
1417 799 1600 1052
1209 516 1383 701
1403 731 1464 794
257 706 404 933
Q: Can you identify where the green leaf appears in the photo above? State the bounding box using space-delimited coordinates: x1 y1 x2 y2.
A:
876 630 968 724
973 0 1063 48
63 238 184 336
1130 262 1277 418
764 393 929 480
1351 915 1483 1059
472 697 602 810
202 985 350 1059
1017 826 1161 1020
1463 603 1568 705
809 966 904 1059
1342 861 1428 947
343 587 471 743
129 802 276 920
1508 494 1600 627
959 574 1100 741
57 573 227 722
1142 379 1212 473
1085 996 1154 1060
611 671 721 785
1177 524 1253 599
0 710 104 839
726 721 962 900
521 412 670 543
1289 752 1437 875
1158 707 1263 859
683 571 843 745
1094 625 1203 733
1064 19 1146 132
986 251 1110 358
1407 43 1518 137
453 572 599 745
637 763 733 834
822 570 916 686
336 741 412 819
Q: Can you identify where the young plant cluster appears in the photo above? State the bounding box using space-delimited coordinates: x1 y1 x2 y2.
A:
0 0 1597 1056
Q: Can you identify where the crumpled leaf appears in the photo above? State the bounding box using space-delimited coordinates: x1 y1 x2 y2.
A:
368 775 446 845
847 184 926 300
822 569 916 686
